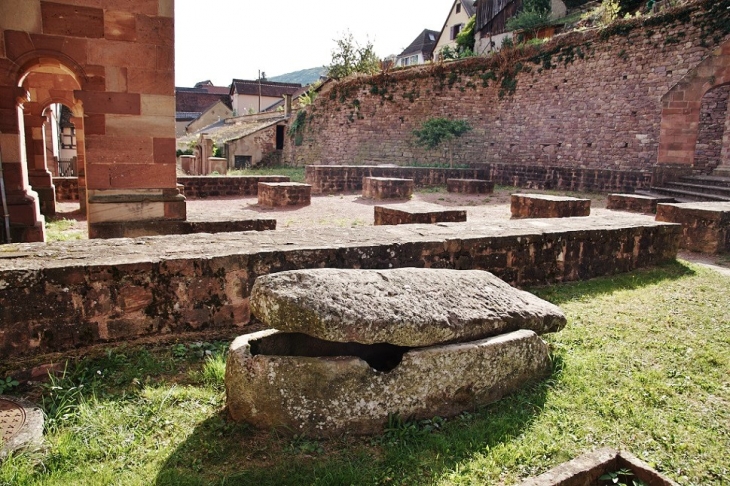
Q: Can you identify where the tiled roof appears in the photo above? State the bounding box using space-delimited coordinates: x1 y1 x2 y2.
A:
178 113 287 145
175 90 231 113
463 0 476 17
231 79 302 97
398 29 440 58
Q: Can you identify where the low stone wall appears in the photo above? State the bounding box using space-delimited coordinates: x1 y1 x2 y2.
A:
607 194 675 214
655 202 730 253
447 179 495 194
307 166 491 194
178 176 291 199
0 215 680 359
53 177 80 202
305 165 651 195
258 183 312 207
374 203 467 226
363 177 414 200
511 194 591 219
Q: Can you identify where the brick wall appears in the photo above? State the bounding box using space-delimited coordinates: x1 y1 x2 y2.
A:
284 1 729 190
695 85 730 172
53 177 80 202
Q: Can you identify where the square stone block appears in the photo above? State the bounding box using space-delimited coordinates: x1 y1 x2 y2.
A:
362 177 414 200
607 194 675 213
511 194 591 219
447 178 494 194
374 203 467 226
655 202 730 253
258 182 312 207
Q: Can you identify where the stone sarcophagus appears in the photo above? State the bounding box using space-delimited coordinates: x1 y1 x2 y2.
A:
225 268 566 437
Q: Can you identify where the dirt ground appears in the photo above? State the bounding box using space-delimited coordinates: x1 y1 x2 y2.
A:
50 187 730 274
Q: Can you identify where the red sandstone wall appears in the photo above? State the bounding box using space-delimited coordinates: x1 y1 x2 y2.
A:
285 2 727 178
695 85 730 172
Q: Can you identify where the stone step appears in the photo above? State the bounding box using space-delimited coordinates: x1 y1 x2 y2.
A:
679 175 730 188
664 181 730 196
648 186 730 202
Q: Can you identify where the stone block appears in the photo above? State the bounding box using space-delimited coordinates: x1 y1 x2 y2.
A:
140 94 174 116
156 45 174 71
511 194 591 219
258 182 311 207
607 194 676 213
153 137 176 164
41 2 104 38
104 114 173 138
362 177 414 199
227 328 551 437
208 157 227 175
104 66 128 92
85 135 154 164
374 202 466 226
158 0 174 17
447 178 495 194
103 10 136 42
88 40 157 69
102 0 158 16
135 15 173 46
108 163 176 189
76 91 141 115
0 1 42 33
126 68 173 95
655 202 730 253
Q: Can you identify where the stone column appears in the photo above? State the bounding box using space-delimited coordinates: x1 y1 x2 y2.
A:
23 104 56 216
717 111 730 177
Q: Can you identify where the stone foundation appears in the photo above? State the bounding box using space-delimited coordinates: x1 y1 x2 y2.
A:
655 202 730 253
362 177 414 200
447 179 495 194
607 194 676 214
511 194 591 219
178 176 291 199
0 215 680 360
374 203 466 226
88 218 276 239
258 182 312 207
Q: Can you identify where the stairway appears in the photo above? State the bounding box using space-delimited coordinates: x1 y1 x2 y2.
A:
643 171 730 202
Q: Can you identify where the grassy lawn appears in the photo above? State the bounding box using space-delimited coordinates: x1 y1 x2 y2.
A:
1 261 728 485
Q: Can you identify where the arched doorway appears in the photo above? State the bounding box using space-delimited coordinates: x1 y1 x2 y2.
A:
693 84 730 174
658 41 730 176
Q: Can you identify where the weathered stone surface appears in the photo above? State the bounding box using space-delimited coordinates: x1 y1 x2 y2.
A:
373 203 466 226
655 202 730 253
226 328 551 437
511 194 591 219
518 448 680 486
177 175 290 198
250 268 566 347
447 178 495 194
607 193 675 214
258 182 311 207
362 177 414 200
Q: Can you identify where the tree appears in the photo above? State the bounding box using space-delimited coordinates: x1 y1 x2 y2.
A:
441 15 476 60
413 118 472 167
506 0 552 39
327 31 381 80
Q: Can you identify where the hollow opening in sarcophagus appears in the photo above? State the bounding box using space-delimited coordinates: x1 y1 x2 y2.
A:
249 332 413 373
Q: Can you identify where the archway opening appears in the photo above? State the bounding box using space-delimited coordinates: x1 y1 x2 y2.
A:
694 84 730 174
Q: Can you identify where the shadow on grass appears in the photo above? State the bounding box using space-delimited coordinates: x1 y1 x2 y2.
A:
530 260 696 305
155 357 563 486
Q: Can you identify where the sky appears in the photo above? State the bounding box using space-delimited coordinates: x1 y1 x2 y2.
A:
174 0 453 87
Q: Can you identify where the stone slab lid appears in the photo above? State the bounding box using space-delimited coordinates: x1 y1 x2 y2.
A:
250 268 566 347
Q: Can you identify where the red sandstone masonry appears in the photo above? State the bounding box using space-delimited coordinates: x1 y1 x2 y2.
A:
179 176 291 198
511 194 591 219
607 194 675 214
0 217 681 360
362 177 414 200
374 203 467 225
285 2 724 190
447 179 495 194
655 202 730 253
258 182 312 207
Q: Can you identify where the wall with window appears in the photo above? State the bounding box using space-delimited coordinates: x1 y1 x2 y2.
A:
434 1 472 58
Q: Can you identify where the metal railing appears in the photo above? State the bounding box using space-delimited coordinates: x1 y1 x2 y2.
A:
58 158 76 177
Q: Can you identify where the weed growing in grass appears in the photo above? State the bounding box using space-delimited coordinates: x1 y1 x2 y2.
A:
45 218 83 242
0 376 19 394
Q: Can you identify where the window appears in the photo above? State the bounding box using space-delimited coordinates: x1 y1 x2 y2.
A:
276 125 285 150
428 33 436 41
234 155 252 169
60 127 76 149
401 57 410 66
456 2 461 13
409 55 419 65
451 23 464 40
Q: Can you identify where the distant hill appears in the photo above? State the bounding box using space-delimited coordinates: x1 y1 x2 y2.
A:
270 67 327 86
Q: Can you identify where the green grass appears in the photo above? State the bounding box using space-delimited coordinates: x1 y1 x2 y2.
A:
1 261 728 485
227 166 306 183
45 218 84 242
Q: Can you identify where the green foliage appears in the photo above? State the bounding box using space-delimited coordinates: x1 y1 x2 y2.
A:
0 376 19 394
211 144 223 158
455 15 476 54
45 218 83 242
413 118 472 150
326 31 380 80
288 110 307 146
297 81 322 107
599 468 648 486
176 149 193 157
506 8 552 34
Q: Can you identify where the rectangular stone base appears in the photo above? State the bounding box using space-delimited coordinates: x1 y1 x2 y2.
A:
655 202 730 253
362 177 414 199
374 203 467 226
447 178 495 194
511 194 591 219
258 182 312 207
607 194 675 213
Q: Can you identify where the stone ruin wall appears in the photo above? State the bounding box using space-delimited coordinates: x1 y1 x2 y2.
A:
695 85 730 171
284 1 729 191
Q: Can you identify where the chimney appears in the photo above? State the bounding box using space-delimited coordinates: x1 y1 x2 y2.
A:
283 94 292 117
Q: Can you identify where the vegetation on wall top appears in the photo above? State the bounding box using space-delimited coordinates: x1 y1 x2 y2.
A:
327 31 381 80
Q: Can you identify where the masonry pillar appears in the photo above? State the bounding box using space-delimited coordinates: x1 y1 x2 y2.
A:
23 104 56 216
717 109 730 177
0 90 46 243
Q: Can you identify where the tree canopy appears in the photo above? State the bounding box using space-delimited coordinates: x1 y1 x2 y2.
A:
326 32 380 80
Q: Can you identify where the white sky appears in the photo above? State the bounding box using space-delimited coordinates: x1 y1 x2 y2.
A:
174 0 453 87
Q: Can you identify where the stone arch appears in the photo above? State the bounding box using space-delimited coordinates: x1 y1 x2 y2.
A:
657 41 730 172
16 56 88 218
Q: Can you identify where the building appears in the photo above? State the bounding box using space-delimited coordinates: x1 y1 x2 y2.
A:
434 0 476 58
230 79 302 115
396 29 440 67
